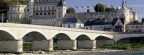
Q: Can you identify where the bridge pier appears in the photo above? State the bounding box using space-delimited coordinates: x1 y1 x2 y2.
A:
0 39 23 53
78 40 96 49
32 40 53 51
57 40 77 50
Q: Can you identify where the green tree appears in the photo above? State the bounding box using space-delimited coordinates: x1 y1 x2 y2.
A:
94 3 106 12
105 7 115 12
131 20 140 24
87 9 90 13
66 7 76 14
0 0 28 13
111 8 115 11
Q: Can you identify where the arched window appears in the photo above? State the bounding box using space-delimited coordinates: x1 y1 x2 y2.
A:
36 7 38 11
36 13 38 15
40 7 42 11
68 25 70 28
40 13 42 15
44 7 46 11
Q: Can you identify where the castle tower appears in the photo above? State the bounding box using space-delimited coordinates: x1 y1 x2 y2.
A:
115 0 130 32
26 0 34 23
56 0 66 18
28 0 34 15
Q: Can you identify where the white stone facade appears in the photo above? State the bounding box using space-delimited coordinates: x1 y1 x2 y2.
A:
7 0 137 28
7 5 27 23
126 24 144 32
62 23 84 29
31 0 66 26
66 8 136 24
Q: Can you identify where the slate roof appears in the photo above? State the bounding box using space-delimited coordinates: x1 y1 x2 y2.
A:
63 17 83 24
112 18 125 26
115 25 123 28
119 14 125 18
57 0 65 6
112 18 118 26
142 18 144 23
119 18 125 24
85 18 112 26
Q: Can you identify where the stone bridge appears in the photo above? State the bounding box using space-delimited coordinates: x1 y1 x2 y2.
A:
0 23 144 53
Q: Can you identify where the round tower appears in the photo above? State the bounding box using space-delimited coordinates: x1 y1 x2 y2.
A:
117 7 130 24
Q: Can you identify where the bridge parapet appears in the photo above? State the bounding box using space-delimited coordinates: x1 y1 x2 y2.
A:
0 23 115 34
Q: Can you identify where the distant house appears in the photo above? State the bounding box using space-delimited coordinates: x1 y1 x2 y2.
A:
85 18 112 31
112 18 125 32
126 23 143 32
62 17 84 29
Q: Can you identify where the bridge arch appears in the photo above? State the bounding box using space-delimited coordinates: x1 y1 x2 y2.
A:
95 36 113 40
0 30 17 40
76 34 96 49
53 33 71 40
116 36 144 44
76 34 91 40
53 33 76 50
95 35 114 45
21 31 47 40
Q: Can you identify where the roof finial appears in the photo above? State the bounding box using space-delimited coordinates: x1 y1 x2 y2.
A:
122 0 126 8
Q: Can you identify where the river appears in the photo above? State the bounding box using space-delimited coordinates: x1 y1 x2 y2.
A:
24 51 144 55
50 51 144 55
5 50 144 55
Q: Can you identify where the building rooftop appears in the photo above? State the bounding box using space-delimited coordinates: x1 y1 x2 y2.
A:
85 18 112 26
57 0 65 6
63 17 83 24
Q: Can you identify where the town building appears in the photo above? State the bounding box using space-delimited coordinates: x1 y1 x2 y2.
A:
6 0 138 32
62 17 84 29
126 18 144 32
7 5 27 23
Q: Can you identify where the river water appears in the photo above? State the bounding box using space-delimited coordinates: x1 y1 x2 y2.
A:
19 50 144 55
50 51 144 55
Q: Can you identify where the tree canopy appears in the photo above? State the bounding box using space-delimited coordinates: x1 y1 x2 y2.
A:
0 0 28 13
66 7 76 14
94 3 106 12
105 7 115 12
94 3 115 12
130 20 140 24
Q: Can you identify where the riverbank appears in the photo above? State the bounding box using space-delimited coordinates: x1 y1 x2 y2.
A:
0 49 126 55
97 44 144 51
23 42 144 51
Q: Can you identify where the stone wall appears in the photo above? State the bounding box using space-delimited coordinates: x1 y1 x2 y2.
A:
0 40 23 53
57 40 77 50
78 40 96 49
32 40 53 51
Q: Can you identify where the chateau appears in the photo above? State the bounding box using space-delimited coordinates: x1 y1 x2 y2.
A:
7 0 138 32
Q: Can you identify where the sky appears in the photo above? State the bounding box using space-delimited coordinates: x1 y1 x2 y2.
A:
65 0 144 22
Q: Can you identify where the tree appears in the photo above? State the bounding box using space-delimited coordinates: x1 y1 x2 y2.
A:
94 3 106 12
87 9 90 13
105 7 115 12
0 0 28 13
66 7 76 14
131 20 140 24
